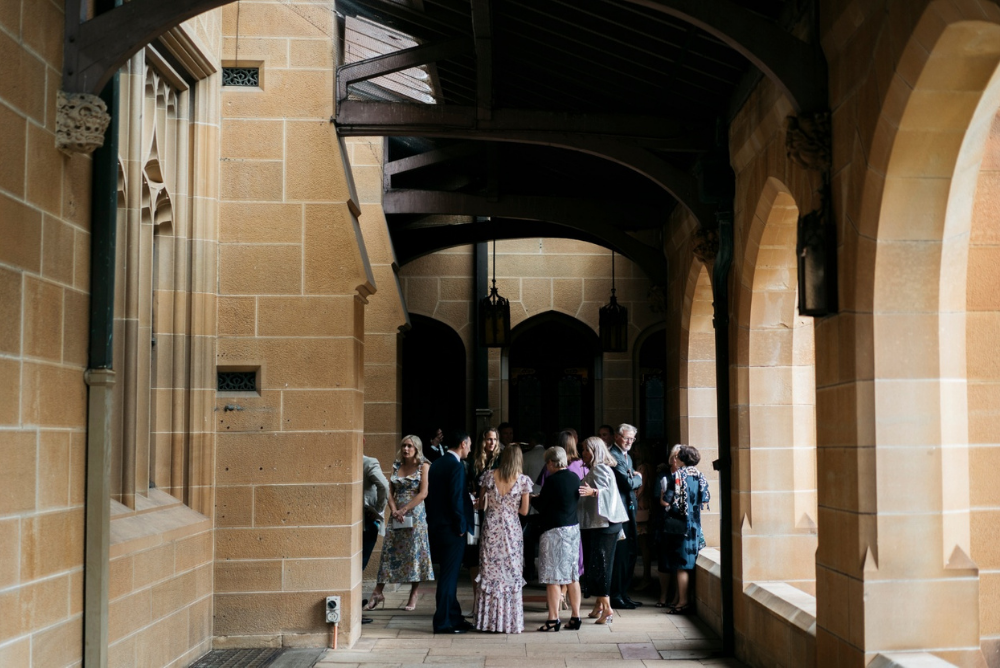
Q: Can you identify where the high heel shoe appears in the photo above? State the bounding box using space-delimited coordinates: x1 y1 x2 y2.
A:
364 592 384 611
538 619 562 632
587 608 601 618
402 597 418 612
566 617 582 631
595 610 613 625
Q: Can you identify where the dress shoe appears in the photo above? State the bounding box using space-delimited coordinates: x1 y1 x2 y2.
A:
457 620 475 631
361 617 373 624
436 627 468 634
625 597 643 607
610 597 636 609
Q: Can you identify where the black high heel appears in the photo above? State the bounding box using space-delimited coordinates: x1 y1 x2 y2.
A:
566 617 582 631
538 619 562 632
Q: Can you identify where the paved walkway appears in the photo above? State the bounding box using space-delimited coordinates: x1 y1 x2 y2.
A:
317 582 745 668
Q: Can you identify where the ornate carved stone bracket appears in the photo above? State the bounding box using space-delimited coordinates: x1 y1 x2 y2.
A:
56 91 111 155
785 111 831 173
648 284 667 314
692 226 721 264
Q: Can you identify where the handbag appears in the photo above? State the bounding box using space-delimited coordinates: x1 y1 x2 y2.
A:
391 516 414 530
466 509 480 546
661 510 687 536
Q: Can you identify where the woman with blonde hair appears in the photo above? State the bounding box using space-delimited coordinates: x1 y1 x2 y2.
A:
474 443 533 633
366 435 434 611
577 436 629 624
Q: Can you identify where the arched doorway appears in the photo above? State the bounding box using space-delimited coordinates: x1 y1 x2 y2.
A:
401 314 466 439
508 312 600 440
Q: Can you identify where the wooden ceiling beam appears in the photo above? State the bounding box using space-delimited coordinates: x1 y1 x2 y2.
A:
336 101 716 224
336 37 471 102
622 0 827 112
392 217 667 284
384 189 668 230
470 0 493 120
63 0 232 94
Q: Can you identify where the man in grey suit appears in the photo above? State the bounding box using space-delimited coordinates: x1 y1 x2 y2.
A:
609 423 643 609
361 452 389 624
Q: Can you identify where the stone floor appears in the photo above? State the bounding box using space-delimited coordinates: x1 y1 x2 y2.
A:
316 581 746 668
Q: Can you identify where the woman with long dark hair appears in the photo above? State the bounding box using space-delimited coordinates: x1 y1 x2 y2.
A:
658 444 710 614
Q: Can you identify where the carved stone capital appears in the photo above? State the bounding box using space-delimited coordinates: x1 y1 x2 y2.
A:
692 226 720 264
56 91 111 155
785 111 831 172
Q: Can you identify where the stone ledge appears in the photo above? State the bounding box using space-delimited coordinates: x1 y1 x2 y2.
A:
869 653 960 668
696 547 722 576
744 581 817 636
110 492 212 558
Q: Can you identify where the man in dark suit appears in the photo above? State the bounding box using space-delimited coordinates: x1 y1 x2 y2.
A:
609 423 643 609
425 430 474 633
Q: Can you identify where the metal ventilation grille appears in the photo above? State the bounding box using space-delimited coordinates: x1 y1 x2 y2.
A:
190 648 282 667
222 67 259 87
217 370 256 392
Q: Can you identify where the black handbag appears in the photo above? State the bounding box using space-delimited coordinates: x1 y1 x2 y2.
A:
661 511 687 535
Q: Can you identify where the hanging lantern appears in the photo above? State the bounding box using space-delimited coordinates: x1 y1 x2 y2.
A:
478 240 511 348
599 251 629 352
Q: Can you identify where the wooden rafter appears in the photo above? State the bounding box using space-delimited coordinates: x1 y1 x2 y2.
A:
392 218 667 284
64 0 233 94
470 0 493 120
621 0 827 112
337 101 715 225
337 37 471 102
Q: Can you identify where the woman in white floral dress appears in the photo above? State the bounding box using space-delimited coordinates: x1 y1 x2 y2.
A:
474 445 532 633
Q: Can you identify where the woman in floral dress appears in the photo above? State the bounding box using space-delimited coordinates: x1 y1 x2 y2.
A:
474 445 532 633
367 435 435 611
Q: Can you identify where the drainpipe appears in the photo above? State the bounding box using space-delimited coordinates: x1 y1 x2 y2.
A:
83 69 119 668
473 238 490 433
711 213 735 656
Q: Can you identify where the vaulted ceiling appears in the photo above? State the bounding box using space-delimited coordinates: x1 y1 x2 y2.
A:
61 0 827 286
333 0 828 282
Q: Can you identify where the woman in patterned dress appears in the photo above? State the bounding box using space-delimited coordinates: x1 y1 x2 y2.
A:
366 435 435 611
465 427 502 607
473 444 532 633
658 444 710 615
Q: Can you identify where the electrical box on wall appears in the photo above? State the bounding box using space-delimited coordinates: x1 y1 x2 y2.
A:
325 595 341 624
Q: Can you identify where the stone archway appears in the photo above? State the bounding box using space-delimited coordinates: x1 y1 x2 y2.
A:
507 311 602 440
861 3 1000 663
678 261 720 547
401 314 467 441
737 178 817 592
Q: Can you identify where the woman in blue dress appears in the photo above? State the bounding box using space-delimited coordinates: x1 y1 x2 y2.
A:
658 444 709 615
366 435 435 611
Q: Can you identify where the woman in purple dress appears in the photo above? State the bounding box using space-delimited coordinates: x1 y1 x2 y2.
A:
473 444 532 633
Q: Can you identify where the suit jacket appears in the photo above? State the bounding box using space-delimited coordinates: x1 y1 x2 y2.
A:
610 444 642 521
426 452 474 537
362 456 389 535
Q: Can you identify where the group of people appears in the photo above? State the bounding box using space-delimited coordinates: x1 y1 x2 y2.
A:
359 423 710 634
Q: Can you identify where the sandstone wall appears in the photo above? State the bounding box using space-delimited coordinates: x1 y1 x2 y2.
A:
0 1 94 664
399 238 661 437
214 1 373 648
